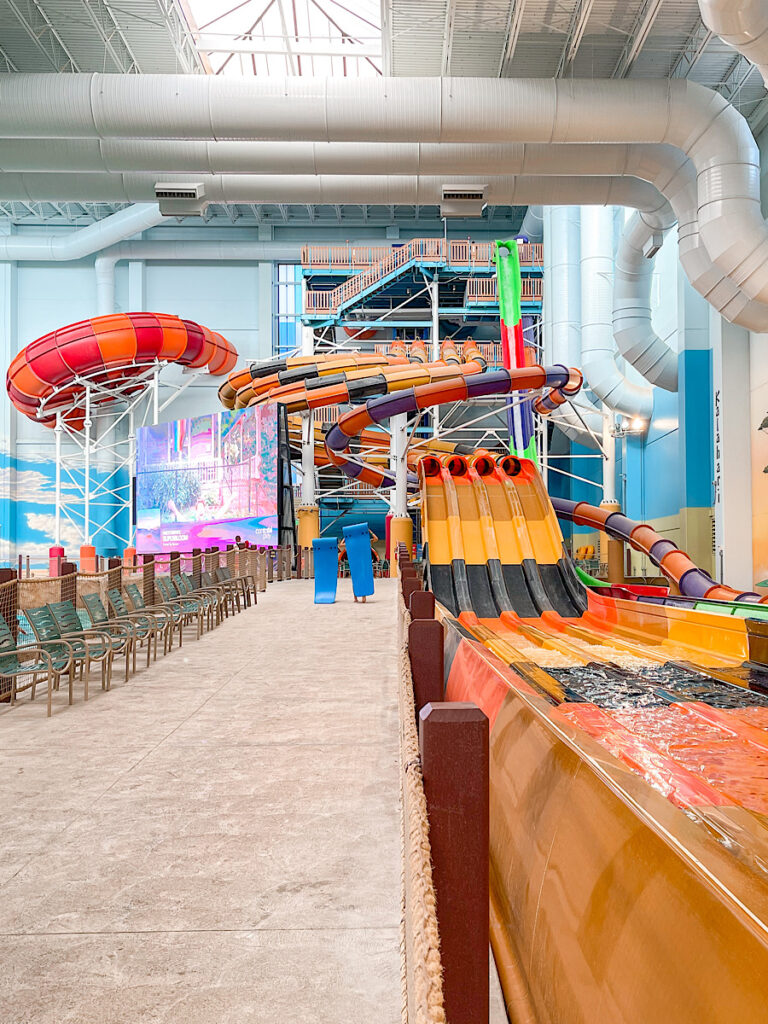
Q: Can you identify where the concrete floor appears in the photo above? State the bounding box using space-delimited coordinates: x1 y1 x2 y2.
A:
0 578 401 1024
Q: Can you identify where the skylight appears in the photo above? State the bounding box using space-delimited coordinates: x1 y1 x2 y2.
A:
186 0 382 76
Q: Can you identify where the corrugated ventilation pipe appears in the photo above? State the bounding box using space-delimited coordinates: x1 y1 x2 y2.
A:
580 206 653 421
6 138 768 330
613 202 678 390
698 1 768 84
544 205 602 447
0 203 163 260
94 239 383 315
1 73 767 311
0 171 669 209
519 205 543 241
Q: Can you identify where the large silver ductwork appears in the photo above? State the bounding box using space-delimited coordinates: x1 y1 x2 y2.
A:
698 1 768 84
0 75 767 327
0 170 670 209
0 203 163 260
519 205 543 242
580 206 653 421
613 203 678 391
543 206 602 447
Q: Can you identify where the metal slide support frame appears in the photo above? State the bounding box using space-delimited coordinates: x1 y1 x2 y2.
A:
54 411 62 546
49 361 219 552
431 272 440 435
602 410 617 502
392 412 408 517
300 309 316 505
83 384 91 546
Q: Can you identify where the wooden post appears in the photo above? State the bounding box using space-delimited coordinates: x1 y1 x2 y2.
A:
142 554 155 607
0 569 19 642
61 560 77 606
402 576 421 607
409 590 435 620
419 703 489 1024
191 549 202 589
107 557 122 595
408 618 443 717
267 548 274 583
169 551 181 584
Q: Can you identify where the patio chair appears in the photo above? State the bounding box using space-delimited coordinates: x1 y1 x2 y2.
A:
201 570 240 616
26 604 113 700
154 576 207 640
111 585 176 654
82 592 162 668
172 573 223 628
49 600 133 684
0 612 74 717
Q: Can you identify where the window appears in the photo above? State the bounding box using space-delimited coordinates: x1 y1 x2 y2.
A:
274 264 302 358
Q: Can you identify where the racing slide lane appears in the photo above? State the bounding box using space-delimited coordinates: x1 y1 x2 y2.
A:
423 454 768 1024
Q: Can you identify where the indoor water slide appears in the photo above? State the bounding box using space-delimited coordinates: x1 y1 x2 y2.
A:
218 343 581 489
218 342 768 1021
418 441 768 1024
552 495 767 603
7 313 238 430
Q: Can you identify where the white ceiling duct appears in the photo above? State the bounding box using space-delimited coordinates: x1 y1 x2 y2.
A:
698 1 768 84
94 239 367 315
543 205 602 448
0 171 669 209
0 75 762 306
580 206 653 421
4 138 762 333
519 205 543 242
0 203 163 261
613 203 678 391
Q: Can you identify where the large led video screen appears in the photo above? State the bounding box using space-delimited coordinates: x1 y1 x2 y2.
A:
136 405 279 552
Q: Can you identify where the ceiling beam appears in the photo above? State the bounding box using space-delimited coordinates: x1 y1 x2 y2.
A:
6 0 80 71
612 0 664 78
156 0 210 73
555 0 595 78
715 53 760 105
194 35 380 57
441 0 457 75
0 42 19 71
499 0 527 77
78 0 142 73
670 18 712 78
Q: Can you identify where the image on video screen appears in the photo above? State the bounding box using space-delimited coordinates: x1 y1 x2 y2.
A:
135 405 279 552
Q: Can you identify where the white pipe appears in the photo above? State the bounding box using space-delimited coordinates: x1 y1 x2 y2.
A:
392 413 408 517
3 133 767 328
613 202 678 390
698 1 768 84
602 414 616 503
519 205 543 242
1 132 766 332
93 238 384 315
580 206 653 421
0 171 671 208
1 74 767 307
431 274 440 435
0 203 163 260
544 205 602 448
301 411 315 505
